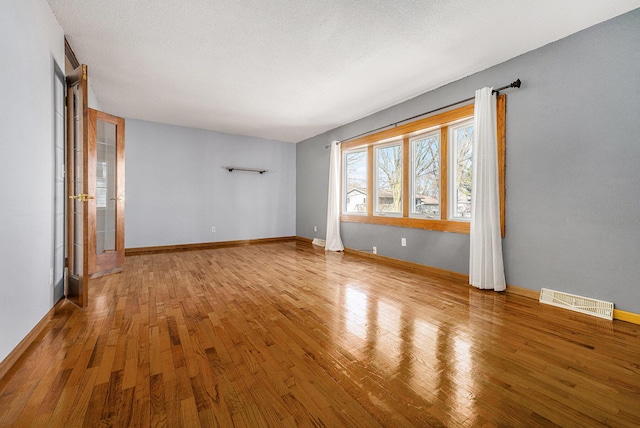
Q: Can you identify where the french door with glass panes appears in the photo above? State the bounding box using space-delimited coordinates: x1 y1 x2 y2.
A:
66 64 89 307
88 109 125 278
66 64 125 308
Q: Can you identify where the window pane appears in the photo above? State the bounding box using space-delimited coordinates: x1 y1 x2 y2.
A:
375 143 402 214
411 132 440 218
451 121 473 219
344 150 367 213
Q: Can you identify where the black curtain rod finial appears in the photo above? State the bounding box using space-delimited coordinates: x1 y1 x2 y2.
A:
493 78 521 94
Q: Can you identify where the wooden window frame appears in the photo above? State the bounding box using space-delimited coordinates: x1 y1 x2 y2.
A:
340 95 506 236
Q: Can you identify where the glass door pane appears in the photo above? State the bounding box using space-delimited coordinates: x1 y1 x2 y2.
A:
95 119 117 255
88 108 125 278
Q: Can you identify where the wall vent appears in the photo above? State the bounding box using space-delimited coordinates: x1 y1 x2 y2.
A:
311 238 326 247
539 288 613 320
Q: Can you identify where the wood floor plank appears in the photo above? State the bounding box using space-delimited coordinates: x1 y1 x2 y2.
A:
1 241 639 427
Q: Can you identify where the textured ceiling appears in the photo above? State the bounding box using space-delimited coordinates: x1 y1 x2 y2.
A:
48 0 640 143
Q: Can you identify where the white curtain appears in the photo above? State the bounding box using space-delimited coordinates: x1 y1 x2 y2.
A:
325 141 344 251
469 87 506 291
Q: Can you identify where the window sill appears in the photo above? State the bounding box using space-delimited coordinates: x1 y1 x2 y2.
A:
340 214 470 234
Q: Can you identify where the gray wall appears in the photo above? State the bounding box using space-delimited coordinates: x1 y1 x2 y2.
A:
0 0 64 362
297 9 640 313
125 119 296 248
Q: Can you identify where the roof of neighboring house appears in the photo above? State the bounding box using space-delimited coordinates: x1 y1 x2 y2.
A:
347 188 366 196
420 196 439 205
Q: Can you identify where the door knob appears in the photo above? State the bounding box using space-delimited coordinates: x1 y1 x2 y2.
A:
69 194 94 202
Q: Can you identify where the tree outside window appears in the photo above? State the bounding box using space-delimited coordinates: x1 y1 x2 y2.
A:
376 143 402 214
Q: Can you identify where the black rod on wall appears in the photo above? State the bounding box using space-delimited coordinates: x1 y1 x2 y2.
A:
330 79 521 147
226 167 268 174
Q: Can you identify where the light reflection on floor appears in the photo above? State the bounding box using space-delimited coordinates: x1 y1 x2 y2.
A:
345 287 368 339
338 282 477 426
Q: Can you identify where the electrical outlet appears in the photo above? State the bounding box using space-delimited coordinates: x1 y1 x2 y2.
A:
314 225 317 232
401 238 406 246
372 246 377 254
211 226 216 232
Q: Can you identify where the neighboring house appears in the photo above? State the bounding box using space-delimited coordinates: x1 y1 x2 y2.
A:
375 190 440 216
346 188 366 212
416 195 440 217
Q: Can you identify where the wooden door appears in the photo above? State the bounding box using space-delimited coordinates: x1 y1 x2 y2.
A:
66 64 90 308
88 109 125 277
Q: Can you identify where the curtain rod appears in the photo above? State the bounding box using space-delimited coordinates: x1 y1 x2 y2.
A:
330 79 521 146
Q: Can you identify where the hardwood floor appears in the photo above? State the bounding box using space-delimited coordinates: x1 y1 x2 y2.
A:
1 241 639 427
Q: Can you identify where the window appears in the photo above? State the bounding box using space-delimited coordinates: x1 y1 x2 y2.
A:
343 149 367 214
449 119 474 220
410 131 440 219
340 96 506 235
375 142 402 215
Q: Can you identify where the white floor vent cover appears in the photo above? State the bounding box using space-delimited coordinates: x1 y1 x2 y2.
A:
311 238 326 247
539 288 613 320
